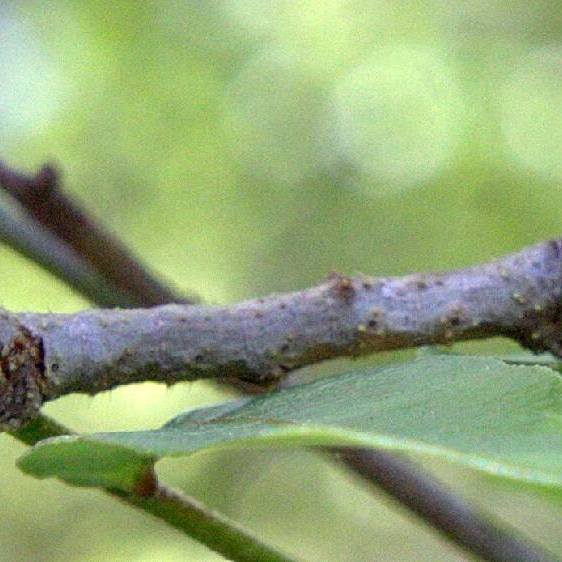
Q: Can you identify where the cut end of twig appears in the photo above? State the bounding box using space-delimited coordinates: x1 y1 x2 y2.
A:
33 164 59 195
0 161 59 200
0 327 46 430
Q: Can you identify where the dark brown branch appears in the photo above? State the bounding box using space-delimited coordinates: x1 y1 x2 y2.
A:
1 238 562 428
339 448 557 562
0 161 194 307
0 205 135 307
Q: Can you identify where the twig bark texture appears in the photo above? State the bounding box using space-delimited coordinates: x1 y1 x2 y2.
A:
1 238 562 429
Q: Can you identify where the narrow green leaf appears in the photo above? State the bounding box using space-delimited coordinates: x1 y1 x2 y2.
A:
495 353 562 370
18 356 562 491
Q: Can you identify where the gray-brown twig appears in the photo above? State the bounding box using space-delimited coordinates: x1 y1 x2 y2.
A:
1 238 562 428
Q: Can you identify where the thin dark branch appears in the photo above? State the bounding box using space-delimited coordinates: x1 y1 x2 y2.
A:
338 448 557 562
0 205 135 307
0 161 195 307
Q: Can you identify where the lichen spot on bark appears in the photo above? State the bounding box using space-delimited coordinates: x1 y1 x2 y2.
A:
329 273 355 304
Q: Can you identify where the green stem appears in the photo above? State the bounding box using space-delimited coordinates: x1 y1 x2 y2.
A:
11 413 71 444
0 182 294 561
11 414 296 562
110 484 296 562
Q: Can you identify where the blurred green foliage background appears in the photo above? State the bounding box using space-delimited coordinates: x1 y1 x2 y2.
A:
1 1 562 560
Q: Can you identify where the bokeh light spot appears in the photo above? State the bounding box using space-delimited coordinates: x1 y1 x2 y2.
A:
328 45 465 195
501 45 562 182
0 11 67 142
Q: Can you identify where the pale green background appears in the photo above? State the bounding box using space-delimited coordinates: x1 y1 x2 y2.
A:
1 1 562 560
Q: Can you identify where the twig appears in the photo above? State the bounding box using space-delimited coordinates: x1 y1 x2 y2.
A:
12 415 296 562
1 238 562 426
338 448 557 562
0 161 194 307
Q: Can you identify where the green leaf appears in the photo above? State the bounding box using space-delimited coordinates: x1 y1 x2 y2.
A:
18 436 154 489
18 356 562 491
